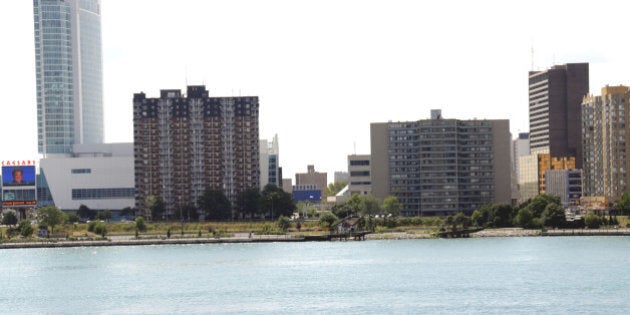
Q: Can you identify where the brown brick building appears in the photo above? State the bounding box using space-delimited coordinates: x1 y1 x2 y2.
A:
133 86 259 218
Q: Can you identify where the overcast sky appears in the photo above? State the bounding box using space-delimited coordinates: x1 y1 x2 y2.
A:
2 0 630 183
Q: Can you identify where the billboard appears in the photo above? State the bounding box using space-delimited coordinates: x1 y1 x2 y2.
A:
2 165 36 187
2 189 37 206
2 162 37 207
292 190 322 202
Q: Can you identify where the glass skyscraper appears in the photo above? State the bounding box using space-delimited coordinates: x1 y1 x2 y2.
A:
33 0 103 155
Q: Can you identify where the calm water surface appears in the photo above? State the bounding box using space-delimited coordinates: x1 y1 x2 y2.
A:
1 237 629 314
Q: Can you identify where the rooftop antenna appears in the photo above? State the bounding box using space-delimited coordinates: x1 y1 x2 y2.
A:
185 66 188 87
530 44 535 71
353 141 356 155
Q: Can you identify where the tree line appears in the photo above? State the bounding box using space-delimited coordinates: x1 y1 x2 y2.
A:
146 184 296 221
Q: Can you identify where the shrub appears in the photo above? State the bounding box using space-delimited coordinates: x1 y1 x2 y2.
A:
260 223 274 234
19 220 34 238
277 216 290 232
87 221 98 232
585 213 600 229
411 217 423 226
384 217 398 228
93 222 107 237
135 216 147 232
397 217 411 226
318 212 339 230
67 213 80 223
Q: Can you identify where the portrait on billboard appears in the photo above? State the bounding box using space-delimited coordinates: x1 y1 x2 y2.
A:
2 166 36 187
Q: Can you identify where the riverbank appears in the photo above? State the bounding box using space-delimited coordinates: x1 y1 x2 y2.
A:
4 227 630 249
0 233 302 249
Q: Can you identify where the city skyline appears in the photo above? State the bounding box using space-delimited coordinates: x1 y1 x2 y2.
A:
3 1 630 181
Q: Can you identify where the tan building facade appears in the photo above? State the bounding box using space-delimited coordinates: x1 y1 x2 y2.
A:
295 165 327 197
582 85 630 203
370 111 511 216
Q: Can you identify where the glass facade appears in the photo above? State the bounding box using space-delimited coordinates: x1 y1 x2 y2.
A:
33 0 103 155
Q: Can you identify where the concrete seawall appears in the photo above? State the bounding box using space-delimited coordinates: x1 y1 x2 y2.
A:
542 228 630 236
0 235 304 249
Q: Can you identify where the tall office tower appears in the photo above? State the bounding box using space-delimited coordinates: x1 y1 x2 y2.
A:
259 134 280 189
133 86 259 217
582 85 630 202
528 63 588 167
371 110 511 216
33 0 104 155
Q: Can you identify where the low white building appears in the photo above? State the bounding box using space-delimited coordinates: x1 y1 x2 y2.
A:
39 143 135 211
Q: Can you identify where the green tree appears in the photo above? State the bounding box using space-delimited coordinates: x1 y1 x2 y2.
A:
319 212 339 230
585 213 601 229
361 195 381 217
471 204 493 227
515 207 534 228
331 203 352 219
101 210 112 222
260 184 295 219
326 181 348 196
492 204 515 227
542 203 566 228
198 189 232 221
174 204 199 221
38 206 67 236
344 194 363 218
615 192 630 215
454 212 470 230
237 188 261 219
1 211 18 227
135 216 147 232
146 195 166 221
382 196 402 217
523 194 561 218
94 222 107 237
77 204 95 220
444 215 456 231
67 213 80 223
120 207 136 219
18 220 34 238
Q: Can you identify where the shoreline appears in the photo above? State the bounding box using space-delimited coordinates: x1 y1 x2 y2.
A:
3 228 630 249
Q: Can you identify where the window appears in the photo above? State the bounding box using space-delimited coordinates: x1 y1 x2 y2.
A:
72 188 135 200
71 168 91 174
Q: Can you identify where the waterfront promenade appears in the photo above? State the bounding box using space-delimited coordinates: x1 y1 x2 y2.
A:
0 233 300 249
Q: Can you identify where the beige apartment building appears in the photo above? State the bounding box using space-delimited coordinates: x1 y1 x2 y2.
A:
582 85 630 203
371 110 511 216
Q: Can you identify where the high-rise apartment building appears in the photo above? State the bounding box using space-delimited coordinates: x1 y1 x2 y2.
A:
371 110 511 216
133 86 259 217
33 0 104 155
528 63 589 166
582 85 630 202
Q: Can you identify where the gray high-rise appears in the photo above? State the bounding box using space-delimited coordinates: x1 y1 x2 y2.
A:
33 0 104 155
371 110 511 216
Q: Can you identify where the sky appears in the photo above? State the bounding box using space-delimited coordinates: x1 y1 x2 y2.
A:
2 0 630 183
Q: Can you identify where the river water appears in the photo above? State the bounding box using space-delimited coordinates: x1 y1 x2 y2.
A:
1 237 629 314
